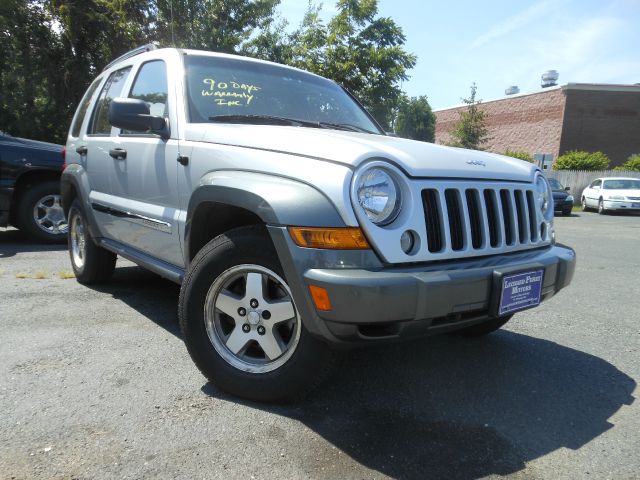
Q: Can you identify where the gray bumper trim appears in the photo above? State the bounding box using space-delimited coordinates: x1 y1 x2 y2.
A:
304 244 575 325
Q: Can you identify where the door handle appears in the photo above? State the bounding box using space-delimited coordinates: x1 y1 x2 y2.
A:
76 145 88 155
109 148 127 160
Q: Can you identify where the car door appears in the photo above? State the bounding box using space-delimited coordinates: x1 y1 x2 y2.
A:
585 179 602 207
83 66 133 239
107 59 183 267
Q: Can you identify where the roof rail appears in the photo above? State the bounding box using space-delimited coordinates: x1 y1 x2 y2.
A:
103 44 159 71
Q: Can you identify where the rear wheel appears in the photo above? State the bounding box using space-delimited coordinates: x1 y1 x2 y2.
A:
68 199 116 284
15 180 68 243
179 226 333 403
454 314 514 337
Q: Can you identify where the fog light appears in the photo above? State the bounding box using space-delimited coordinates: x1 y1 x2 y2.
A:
400 230 416 254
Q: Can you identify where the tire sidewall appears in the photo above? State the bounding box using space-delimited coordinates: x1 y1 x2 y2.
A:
180 228 329 402
67 202 86 278
17 180 67 243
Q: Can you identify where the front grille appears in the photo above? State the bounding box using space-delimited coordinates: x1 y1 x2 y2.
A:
421 183 547 256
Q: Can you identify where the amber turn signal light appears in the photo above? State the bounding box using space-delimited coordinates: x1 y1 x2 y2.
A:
308 285 332 311
288 227 370 250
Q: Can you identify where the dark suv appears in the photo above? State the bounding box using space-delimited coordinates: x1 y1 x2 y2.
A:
0 133 67 242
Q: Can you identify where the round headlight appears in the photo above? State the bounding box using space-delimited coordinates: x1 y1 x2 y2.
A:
536 175 552 218
356 168 401 225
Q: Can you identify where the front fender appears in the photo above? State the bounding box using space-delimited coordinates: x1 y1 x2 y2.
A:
187 170 347 227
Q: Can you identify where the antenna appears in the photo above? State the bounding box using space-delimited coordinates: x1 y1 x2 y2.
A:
169 0 176 47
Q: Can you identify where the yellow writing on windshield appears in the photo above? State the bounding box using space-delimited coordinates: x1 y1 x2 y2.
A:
202 78 261 107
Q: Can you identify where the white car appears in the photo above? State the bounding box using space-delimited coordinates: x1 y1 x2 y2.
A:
581 177 640 214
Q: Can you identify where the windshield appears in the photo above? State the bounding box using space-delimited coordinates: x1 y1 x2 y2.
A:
184 55 382 134
547 178 564 190
603 179 640 189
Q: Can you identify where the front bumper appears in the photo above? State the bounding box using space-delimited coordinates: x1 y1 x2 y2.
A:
603 199 640 211
269 226 576 345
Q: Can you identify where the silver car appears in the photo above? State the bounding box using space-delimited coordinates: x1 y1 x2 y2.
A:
62 45 576 402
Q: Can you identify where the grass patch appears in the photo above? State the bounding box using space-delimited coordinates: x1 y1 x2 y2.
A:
33 271 48 279
15 272 29 279
58 271 75 279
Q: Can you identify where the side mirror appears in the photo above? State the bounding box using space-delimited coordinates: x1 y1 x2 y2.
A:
109 98 169 138
565 186 570 191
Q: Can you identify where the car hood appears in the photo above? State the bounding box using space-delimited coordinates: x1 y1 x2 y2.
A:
184 124 537 183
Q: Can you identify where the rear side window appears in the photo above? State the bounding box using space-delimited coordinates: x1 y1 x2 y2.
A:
121 60 168 134
70 78 102 137
89 67 132 135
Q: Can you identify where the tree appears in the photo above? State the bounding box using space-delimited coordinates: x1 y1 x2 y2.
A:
447 83 489 150
504 150 533 162
614 154 640 171
284 0 416 129
553 151 610 170
394 96 435 142
153 0 279 53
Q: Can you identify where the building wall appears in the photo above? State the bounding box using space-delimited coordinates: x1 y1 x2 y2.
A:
560 89 640 167
434 89 566 157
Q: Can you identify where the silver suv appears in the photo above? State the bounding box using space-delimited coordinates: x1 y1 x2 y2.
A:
62 45 576 402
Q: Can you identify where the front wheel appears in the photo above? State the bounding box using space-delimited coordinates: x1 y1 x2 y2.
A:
179 226 333 403
598 198 606 215
454 314 514 337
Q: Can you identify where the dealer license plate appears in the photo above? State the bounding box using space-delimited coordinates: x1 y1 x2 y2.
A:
498 270 544 316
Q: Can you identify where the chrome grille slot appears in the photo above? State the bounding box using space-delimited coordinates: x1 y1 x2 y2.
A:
500 189 515 246
465 189 483 249
445 189 464 251
526 190 538 242
514 190 528 244
422 189 444 253
484 189 500 248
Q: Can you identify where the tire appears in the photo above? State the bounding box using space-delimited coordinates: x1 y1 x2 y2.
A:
67 199 116 284
454 314 514 337
15 180 68 243
581 197 589 212
598 198 606 215
179 225 333 403
562 208 572 216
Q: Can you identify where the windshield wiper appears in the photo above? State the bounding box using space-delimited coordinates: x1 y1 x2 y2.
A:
208 114 376 134
317 122 375 134
208 114 307 126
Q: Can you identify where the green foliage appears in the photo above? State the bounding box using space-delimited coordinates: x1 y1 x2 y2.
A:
553 151 610 171
269 0 416 130
0 0 417 142
504 150 533 162
447 83 489 150
394 96 435 142
614 154 640 171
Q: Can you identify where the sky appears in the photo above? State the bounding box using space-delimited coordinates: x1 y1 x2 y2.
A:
277 0 640 109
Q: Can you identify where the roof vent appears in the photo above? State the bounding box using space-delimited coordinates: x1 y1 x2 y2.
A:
541 70 559 88
505 86 520 95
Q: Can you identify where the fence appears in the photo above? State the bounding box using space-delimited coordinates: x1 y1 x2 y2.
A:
544 170 640 204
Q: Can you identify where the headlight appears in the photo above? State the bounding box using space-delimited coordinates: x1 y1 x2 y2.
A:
535 174 552 219
608 195 625 200
356 167 401 225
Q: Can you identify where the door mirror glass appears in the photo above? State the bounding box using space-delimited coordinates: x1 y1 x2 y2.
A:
109 98 167 137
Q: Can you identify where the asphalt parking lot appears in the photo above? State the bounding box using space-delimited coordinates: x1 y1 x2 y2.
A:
1 211 638 480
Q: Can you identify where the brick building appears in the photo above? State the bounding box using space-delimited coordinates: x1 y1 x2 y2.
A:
434 83 640 168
